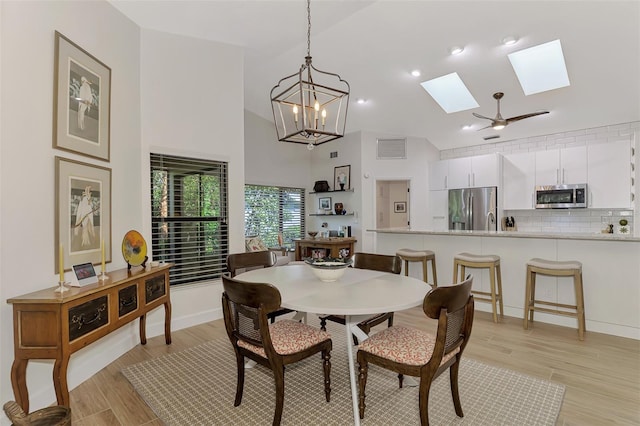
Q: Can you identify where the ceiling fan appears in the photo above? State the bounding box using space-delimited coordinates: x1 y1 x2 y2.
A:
473 92 549 130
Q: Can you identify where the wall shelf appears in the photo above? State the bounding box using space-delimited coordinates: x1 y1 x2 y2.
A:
310 213 354 217
309 189 354 194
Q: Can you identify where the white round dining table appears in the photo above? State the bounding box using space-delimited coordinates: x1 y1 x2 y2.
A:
236 263 430 426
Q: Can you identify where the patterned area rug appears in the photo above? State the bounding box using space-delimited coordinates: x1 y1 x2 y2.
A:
122 323 564 425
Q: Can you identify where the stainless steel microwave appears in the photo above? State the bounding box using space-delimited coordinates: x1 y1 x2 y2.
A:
535 184 588 209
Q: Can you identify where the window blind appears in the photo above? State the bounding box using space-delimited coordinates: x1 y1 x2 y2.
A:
244 185 305 248
150 153 228 286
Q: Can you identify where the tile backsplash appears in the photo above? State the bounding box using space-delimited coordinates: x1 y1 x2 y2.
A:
504 208 634 235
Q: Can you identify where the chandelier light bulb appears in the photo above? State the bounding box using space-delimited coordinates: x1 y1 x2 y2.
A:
307 143 315 151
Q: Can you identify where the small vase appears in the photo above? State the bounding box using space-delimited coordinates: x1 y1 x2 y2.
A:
334 202 344 215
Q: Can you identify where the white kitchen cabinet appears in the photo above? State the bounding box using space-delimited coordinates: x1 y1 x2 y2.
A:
428 190 448 231
503 151 536 209
428 160 449 190
535 146 587 186
587 140 632 208
448 153 501 189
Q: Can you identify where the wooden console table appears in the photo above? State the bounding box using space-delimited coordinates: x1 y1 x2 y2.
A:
294 237 357 261
7 263 173 413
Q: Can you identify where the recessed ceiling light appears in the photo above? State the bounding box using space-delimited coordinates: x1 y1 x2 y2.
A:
501 35 519 46
356 98 367 104
449 46 464 55
508 39 570 95
411 70 421 77
420 72 479 114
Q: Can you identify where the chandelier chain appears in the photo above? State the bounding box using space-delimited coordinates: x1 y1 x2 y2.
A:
307 0 311 57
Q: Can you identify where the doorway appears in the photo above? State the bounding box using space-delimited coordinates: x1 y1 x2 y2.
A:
375 180 410 229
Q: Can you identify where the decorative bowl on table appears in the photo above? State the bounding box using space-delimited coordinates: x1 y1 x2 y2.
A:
308 231 318 239
304 257 353 282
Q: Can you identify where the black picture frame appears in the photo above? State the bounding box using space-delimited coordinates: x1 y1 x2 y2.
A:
319 197 332 210
394 202 406 213
334 165 351 191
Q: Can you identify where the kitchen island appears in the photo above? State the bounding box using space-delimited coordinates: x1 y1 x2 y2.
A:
369 228 640 340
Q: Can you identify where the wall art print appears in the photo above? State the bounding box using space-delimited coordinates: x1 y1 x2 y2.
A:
53 31 111 161
55 157 111 274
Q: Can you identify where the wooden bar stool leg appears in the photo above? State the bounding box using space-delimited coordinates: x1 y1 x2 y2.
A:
496 263 504 318
452 261 459 284
404 260 409 277
524 266 532 330
489 265 498 323
431 258 438 287
575 270 586 341
421 259 428 283
529 270 537 323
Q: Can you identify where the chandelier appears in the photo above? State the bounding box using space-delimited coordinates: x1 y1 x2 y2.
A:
270 0 350 149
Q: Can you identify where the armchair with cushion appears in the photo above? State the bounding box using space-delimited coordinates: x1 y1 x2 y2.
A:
226 251 293 323
221 274 332 426
245 236 290 266
356 275 474 426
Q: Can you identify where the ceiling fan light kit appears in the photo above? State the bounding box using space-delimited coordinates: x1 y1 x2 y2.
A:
270 0 350 149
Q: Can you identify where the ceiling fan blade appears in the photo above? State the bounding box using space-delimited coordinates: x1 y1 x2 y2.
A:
472 112 494 121
505 111 549 124
476 124 494 131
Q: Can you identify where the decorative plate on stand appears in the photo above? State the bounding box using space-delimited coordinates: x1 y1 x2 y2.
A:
122 230 148 269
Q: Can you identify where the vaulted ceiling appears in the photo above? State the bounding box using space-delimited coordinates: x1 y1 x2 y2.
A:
109 1 640 150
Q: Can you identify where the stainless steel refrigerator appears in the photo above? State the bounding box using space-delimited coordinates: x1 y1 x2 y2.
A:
448 186 498 231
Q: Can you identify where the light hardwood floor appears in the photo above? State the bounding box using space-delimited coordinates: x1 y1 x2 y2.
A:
66 309 640 425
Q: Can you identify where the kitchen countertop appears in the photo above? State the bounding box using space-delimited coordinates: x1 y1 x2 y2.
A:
368 228 640 242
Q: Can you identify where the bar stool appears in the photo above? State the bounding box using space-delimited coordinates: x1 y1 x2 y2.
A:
453 252 503 323
395 248 437 286
524 258 585 340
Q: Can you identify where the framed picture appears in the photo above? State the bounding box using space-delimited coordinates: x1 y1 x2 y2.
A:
394 202 407 213
319 197 332 210
53 31 111 161
334 165 351 191
55 156 112 275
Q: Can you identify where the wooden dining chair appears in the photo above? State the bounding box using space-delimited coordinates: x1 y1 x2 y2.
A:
226 251 292 322
319 252 402 344
221 274 332 426
356 275 474 426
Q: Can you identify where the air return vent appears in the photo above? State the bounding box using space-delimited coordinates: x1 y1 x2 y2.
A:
377 138 406 159
483 135 501 141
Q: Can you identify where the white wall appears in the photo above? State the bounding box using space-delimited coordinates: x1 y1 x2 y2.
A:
244 110 311 188
138 28 246 336
360 132 440 252
0 2 245 418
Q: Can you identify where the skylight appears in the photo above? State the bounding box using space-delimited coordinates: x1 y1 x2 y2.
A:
420 72 479 113
508 39 570 95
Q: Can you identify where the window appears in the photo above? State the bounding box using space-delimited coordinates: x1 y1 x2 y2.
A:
244 185 305 247
150 153 228 286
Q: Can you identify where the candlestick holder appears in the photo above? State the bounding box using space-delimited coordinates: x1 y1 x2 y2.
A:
98 271 110 282
55 281 69 293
